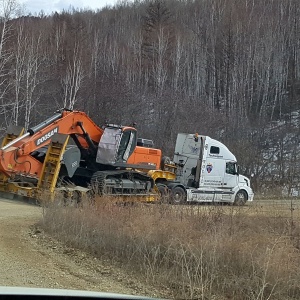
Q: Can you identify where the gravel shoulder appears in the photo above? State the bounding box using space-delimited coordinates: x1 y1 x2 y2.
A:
0 198 164 298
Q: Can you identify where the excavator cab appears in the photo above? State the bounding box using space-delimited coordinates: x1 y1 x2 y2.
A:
96 126 137 165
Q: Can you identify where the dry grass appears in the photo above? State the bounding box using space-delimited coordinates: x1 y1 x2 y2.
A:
39 197 300 299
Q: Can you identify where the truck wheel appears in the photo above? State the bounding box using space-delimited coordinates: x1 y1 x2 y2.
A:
157 183 170 203
234 190 247 206
171 186 186 205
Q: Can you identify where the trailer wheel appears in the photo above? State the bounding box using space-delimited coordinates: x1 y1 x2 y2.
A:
171 186 186 205
234 190 247 206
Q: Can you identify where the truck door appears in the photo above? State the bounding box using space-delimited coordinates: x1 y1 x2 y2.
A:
221 161 238 200
202 146 225 188
197 145 225 202
223 162 238 188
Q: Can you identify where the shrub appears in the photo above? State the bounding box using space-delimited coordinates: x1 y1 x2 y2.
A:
40 198 300 299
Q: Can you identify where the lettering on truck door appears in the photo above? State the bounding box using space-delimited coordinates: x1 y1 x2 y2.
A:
201 145 224 201
204 146 224 188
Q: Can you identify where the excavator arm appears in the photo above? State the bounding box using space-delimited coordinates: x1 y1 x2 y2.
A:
0 110 103 178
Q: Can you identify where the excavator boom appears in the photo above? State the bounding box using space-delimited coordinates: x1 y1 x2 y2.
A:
0 110 103 178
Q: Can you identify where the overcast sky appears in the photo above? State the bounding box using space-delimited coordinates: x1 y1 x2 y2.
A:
19 0 129 15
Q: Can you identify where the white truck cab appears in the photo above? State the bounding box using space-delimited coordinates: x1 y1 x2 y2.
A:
171 133 254 205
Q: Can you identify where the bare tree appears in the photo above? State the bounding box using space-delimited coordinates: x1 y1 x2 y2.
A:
142 0 174 95
0 0 21 128
12 18 25 126
23 32 43 130
62 43 84 109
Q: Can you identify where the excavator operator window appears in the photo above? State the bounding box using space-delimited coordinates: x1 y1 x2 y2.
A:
97 128 137 165
96 127 122 165
116 130 137 162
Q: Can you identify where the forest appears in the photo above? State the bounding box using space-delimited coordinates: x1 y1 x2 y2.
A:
0 0 299 195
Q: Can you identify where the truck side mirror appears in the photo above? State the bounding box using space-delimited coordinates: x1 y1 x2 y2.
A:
236 165 240 175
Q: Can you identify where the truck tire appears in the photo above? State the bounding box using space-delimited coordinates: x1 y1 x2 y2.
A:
171 186 186 205
234 190 247 206
157 183 170 203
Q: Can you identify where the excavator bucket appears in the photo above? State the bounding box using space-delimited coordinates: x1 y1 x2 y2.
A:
37 133 69 195
0 133 71 202
0 125 26 200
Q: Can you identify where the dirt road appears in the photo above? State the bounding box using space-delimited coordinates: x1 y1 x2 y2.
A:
0 198 162 297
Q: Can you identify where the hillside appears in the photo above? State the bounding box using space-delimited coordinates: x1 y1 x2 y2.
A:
0 0 298 194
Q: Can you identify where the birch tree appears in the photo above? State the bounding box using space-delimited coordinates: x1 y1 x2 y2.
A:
142 0 174 95
23 32 43 130
13 19 26 125
62 43 84 110
0 0 21 127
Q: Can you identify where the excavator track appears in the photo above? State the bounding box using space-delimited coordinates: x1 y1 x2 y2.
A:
90 170 154 197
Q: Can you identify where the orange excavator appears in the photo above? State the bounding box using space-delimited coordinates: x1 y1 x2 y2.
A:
0 109 174 201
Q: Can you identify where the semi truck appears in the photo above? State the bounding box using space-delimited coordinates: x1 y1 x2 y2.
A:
160 133 254 205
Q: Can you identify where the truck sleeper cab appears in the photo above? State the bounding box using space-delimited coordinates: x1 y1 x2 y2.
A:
170 133 254 205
